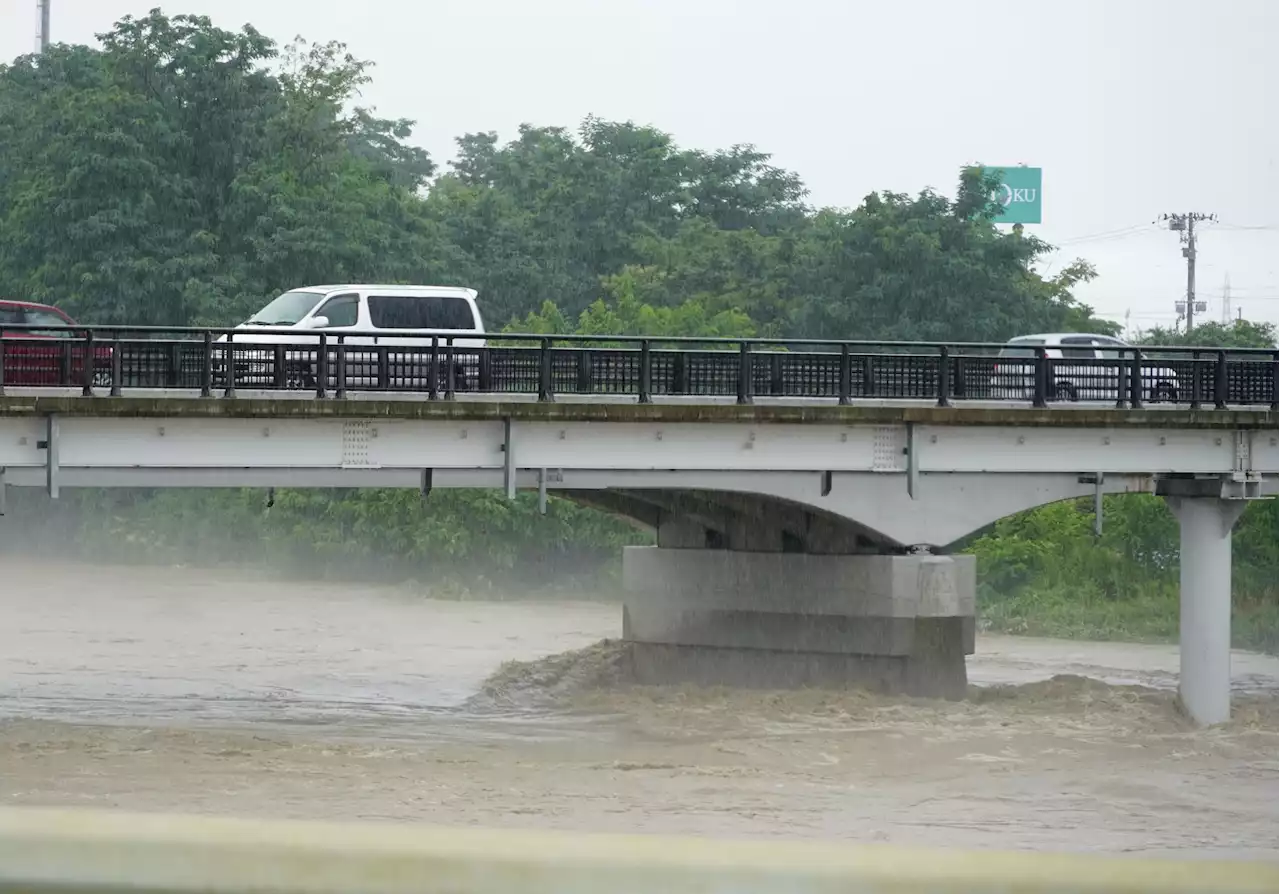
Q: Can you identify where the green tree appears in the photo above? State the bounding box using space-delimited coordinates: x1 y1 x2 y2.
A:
426 118 812 325
508 270 757 343
1138 319 1277 349
0 10 456 326
782 169 1115 342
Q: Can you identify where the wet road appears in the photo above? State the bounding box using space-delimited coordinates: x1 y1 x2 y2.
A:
1 560 1275 858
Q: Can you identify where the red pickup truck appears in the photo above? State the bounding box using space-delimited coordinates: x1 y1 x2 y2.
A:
0 299 113 387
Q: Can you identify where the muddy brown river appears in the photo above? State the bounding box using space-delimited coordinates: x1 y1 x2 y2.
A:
0 561 1275 859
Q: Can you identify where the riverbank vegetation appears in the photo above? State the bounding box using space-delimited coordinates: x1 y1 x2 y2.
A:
0 11 1274 650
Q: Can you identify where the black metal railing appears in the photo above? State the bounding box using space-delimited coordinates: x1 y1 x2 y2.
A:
0 326 1275 410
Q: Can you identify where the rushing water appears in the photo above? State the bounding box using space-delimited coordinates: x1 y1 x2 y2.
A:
0 560 1275 858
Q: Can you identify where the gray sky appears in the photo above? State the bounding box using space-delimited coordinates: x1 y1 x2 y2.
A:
4 0 1277 332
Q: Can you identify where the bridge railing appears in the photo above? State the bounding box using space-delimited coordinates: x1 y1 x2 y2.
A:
0 326 1275 409
0 807 1272 894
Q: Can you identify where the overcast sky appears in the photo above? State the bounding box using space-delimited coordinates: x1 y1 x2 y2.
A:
3 0 1277 332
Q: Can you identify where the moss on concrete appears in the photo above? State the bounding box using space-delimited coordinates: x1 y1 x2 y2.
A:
0 394 1273 429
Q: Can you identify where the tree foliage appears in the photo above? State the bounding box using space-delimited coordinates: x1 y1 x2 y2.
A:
1137 319 1277 349
0 11 457 326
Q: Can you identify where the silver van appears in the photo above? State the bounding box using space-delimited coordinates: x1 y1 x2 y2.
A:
224 284 485 389
992 333 1180 402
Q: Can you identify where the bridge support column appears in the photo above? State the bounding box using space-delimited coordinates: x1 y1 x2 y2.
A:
1164 495 1246 726
622 547 975 699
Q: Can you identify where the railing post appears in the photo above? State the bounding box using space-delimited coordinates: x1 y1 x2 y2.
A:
576 349 592 394
81 329 95 397
427 336 439 400
737 341 754 405
377 346 390 391
935 344 951 408
167 341 180 388
0 336 6 397
60 340 72 385
673 350 690 395
838 344 851 406
222 332 236 399
1129 348 1143 409
1032 347 1048 408
444 338 457 401
537 337 553 402
110 339 122 397
201 331 213 398
315 333 328 399
1213 350 1228 410
273 345 287 390
638 340 652 404
335 335 347 399
1272 350 1278 412
479 348 493 393
1189 350 1202 410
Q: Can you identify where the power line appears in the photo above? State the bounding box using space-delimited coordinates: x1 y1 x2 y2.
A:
1157 212 1216 333
1212 222 1279 231
1054 224 1154 246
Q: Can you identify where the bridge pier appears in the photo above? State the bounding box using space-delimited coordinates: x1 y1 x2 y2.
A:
622 546 975 699
1164 490 1248 726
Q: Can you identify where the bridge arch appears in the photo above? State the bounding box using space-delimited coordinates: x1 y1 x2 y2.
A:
561 487 897 553
555 471 1162 550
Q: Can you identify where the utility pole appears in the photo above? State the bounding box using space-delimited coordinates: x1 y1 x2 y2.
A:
1159 212 1215 334
37 0 51 53
1220 274 1232 325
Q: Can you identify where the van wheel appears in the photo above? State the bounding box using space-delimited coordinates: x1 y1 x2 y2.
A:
1055 382 1079 402
1152 382 1177 403
284 366 313 390
92 369 113 389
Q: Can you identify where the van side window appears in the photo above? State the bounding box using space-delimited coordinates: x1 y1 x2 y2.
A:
1093 337 1126 360
368 295 475 330
1059 336 1097 360
315 293 359 327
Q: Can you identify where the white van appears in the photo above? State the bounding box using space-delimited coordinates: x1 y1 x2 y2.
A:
991 333 1180 402
223 284 485 390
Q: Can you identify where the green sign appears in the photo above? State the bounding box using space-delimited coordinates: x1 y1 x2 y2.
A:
983 166 1042 224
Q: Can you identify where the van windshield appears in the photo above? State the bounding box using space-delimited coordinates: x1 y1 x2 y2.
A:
245 290 325 326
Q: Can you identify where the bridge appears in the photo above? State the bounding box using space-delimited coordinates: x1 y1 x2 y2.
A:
0 328 1276 725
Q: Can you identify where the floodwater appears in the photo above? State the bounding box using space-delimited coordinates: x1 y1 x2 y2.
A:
0 561 1275 859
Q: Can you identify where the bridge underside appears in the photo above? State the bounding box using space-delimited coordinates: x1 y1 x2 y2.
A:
563 488 896 552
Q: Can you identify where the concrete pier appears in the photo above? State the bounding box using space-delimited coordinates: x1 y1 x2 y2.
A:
1165 496 1247 726
622 547 975 699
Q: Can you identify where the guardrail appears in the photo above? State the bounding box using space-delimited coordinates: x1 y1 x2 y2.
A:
0 326 1276 409
0 807 1272 894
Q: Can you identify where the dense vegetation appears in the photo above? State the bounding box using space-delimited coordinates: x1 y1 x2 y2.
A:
0 11 1274 648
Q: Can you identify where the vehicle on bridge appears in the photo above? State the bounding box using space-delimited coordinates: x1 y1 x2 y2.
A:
0 299 112 387
217 285 486 390
992 333 1180 403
